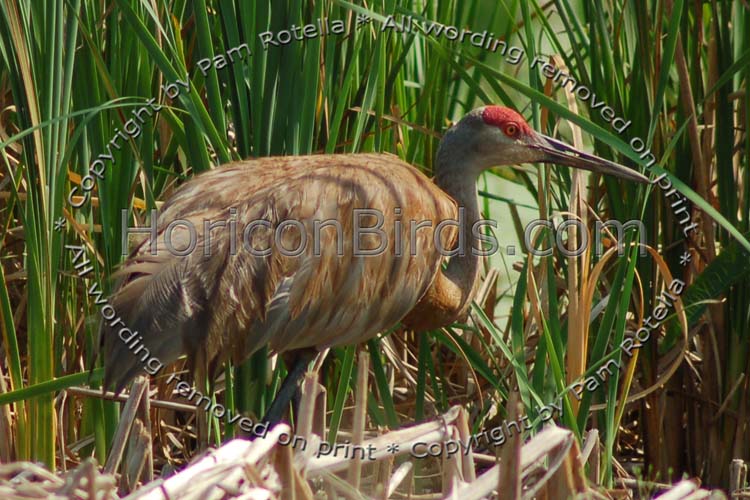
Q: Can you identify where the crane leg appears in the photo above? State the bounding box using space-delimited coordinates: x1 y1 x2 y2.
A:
260 348 317 428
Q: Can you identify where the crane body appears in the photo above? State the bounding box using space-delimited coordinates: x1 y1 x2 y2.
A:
100 106 648 424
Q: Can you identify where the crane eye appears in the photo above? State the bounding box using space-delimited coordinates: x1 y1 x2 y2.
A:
503 123 519 138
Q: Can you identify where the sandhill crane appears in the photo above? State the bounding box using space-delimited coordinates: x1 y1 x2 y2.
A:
99 105 648 425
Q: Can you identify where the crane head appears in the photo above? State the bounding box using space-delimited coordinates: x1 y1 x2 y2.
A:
436 105 649 184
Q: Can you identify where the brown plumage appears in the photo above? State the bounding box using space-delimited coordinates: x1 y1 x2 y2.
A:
102 153 463 390
99 106 648 415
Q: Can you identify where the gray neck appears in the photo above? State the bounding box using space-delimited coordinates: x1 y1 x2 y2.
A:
434 146 483 316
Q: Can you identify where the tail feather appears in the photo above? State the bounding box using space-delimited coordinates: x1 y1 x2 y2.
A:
99 252 211 393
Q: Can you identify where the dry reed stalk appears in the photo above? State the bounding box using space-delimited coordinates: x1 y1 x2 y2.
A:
347 350 370 489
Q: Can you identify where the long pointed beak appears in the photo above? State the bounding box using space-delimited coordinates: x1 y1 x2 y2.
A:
530 133 649 183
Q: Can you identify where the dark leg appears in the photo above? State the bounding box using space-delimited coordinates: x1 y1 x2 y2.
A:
260 349 317 428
